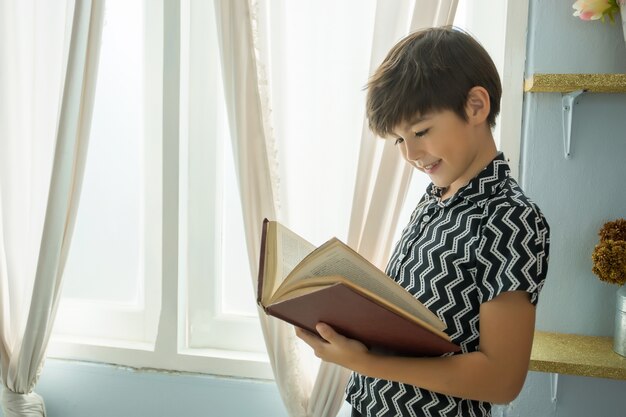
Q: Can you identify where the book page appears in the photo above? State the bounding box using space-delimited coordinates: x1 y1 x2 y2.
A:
272 223 316 296
281 239 443 330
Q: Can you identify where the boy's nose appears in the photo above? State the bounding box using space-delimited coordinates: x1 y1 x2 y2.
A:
404 143 423 162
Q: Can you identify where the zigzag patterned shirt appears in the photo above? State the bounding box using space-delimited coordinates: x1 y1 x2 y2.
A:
346 153 550 417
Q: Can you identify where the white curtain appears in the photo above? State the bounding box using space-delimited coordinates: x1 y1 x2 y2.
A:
214 1 457 416
349 0 459 269
0 1 105 416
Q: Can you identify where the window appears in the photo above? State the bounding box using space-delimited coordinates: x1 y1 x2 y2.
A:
51 0 273 379
53 0 162 347
178 0 264 353
50 0 528 379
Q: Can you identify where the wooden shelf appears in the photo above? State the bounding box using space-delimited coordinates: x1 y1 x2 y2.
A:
530 331 626 380
524 73 626 93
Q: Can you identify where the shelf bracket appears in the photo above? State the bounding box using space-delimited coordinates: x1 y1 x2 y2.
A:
550 372 559 403
561 90 585 159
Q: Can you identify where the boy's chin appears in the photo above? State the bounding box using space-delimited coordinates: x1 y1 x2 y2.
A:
431 179 450 189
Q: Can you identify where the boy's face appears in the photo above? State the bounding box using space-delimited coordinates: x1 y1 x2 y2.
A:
390 108 490 196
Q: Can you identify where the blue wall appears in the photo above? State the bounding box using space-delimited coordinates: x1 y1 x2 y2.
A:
524 0 626 337
4 2 626 417
494 1 626 416
1 359 289 417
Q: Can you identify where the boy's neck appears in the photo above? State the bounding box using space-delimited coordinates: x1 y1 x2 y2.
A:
441 132 498 201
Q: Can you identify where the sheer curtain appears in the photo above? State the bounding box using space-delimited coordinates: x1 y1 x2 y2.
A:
0 1 104 415
214 1 457 416
349 0 459 268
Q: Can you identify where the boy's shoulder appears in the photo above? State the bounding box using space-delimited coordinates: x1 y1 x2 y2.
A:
482 177 547 226
455 154 541 215
489 176 534 208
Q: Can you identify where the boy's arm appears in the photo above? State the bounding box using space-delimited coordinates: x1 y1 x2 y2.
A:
295 290 535 404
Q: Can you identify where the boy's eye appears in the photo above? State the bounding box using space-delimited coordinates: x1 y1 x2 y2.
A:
414 128 429 138
394 137 404 146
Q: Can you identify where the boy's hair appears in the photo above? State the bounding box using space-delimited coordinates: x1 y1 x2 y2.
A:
366 26 502 138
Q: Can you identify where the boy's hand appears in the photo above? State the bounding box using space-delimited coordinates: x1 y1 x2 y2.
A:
295 323 369 370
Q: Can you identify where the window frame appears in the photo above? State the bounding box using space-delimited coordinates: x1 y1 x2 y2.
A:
49 0 274 380
498 0 530 180
52 0 162 346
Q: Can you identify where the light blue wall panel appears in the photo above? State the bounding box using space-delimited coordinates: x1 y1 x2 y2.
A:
522 92 626 336
494 1 626 416
0 359 289 417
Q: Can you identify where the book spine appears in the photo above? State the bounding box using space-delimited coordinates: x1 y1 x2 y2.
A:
257 218 270 306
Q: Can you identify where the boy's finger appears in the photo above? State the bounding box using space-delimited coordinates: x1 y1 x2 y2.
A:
295 326 324 345
316 322 339 342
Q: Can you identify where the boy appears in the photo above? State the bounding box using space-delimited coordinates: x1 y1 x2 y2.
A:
295 26 550 417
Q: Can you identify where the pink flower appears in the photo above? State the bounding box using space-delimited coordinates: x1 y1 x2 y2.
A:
573 0 614 20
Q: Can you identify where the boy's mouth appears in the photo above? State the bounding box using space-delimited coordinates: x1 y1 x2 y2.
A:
419 160 441 174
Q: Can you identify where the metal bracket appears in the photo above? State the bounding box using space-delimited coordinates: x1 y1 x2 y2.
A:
550 372 559 403
561 90 585 159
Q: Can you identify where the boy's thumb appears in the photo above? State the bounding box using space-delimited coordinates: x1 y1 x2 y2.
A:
316 322 336 342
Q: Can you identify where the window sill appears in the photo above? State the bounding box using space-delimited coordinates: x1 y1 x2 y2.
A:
47 337 274 380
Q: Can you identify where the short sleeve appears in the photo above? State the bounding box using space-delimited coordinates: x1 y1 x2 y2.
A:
475 205 550 305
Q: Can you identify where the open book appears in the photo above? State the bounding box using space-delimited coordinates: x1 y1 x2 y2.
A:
257 219 460 356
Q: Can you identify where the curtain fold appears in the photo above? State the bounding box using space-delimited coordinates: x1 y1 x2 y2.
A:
212 0 278 276
214 1 457 416
214 1 315 415
0 1 105 415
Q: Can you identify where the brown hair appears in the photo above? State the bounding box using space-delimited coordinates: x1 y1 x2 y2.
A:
366 26 502 138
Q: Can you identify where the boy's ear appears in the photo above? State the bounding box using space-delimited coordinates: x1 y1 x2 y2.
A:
465 86 490 125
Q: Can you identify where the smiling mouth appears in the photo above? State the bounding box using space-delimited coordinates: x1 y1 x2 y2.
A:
419 160 441 173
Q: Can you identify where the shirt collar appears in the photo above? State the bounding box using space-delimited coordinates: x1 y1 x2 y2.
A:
426 153 510 206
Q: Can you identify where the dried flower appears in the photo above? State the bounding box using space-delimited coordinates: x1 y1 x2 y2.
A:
598 218 626 242
592 218 626 286
592 240 626 285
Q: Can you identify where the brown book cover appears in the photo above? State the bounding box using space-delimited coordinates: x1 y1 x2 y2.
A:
257 218 270 305
266 282 459 356
258 219 461 357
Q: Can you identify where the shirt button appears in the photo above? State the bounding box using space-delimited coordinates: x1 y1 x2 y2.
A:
422 215 430 222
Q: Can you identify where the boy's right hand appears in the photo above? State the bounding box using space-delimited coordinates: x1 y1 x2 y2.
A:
295 323 369 370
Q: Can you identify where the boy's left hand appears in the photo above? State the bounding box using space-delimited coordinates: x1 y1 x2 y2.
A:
295 323 369 369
